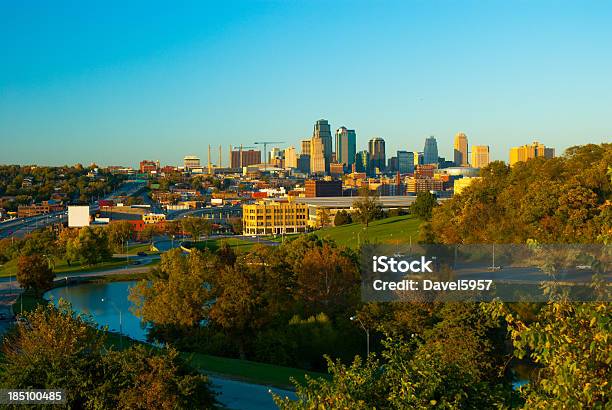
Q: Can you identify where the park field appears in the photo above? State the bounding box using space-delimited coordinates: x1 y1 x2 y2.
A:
314 215 422 249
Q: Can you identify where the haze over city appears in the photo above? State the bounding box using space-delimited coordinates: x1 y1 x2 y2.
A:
1 0 611 167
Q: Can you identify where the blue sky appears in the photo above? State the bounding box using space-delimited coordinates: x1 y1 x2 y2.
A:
1 0 610 167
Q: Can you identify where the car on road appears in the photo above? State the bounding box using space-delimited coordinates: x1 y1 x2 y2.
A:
131 260 141 265
137 251 147 257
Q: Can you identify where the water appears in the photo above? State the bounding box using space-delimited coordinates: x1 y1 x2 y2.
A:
44 280 149 342
43 280 296 409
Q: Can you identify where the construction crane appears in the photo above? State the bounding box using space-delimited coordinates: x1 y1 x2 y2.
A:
254 141 285 172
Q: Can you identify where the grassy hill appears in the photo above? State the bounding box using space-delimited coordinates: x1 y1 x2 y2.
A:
314 214 422 249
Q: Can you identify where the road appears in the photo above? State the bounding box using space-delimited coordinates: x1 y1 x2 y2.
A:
0 181 146 239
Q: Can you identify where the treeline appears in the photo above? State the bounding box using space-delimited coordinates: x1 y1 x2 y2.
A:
129 236 365 370
422 143 611 244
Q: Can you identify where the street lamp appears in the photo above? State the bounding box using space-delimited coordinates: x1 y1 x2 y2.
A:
101 298 123 349
350 315 370 357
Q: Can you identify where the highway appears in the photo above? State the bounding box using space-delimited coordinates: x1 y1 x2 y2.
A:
0 181 146 239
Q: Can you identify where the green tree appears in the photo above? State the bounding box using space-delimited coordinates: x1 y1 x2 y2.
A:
129 249 216 328
333 210 352 226
487 299 611 408
16 254 54 295
0 301 216 409
411 191 437 220
66 226 111 266
106 221 134 252
181 217 212 240
352 188 383 227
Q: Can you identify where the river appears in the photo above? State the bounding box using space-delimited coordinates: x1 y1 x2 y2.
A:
44 280 295 410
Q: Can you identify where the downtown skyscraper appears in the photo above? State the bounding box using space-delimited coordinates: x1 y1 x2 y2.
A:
368 137 386 174
312 119 332 172
335 126 356 170
423 136 439 165
454 132 469 166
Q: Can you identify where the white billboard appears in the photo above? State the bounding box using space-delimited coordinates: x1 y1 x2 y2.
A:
68 205 90 227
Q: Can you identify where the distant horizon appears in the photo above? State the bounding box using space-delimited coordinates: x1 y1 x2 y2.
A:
1 1 611 167
0 132 608 169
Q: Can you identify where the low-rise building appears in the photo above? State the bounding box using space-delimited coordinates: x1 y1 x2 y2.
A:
143 213 166 224
453 177 482 195
305 180 342 197
243 198 308 235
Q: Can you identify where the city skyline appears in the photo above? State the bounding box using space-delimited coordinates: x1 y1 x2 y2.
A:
1 1 611 166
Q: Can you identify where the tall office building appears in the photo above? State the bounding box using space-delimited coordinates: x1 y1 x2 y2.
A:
301 139 311 156
355 150 371 175
335 127 357 170
284 146 298 169
454 132 469 166
509 141 555 165
310 136 326 174
313 119 332 171
471 145 490 168
368 137 386 174
397 151 415 174
423 136 439 165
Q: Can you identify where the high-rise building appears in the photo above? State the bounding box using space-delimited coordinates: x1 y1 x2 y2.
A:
297 155 310 174
355 150 371 175
313 119 332 171
423 136 438 165
453 132 469 166
471 145 490 168
269 147 284 163
368 137 386 174
509 141 555 166
397 151 415 174
414 152 424 166
231 149 261 168
284 146 297 169
183 155 201 170
335 127 357 170
301 139 311 156
310 136 326 175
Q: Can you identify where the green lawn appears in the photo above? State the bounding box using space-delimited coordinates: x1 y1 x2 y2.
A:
186 238 254 253
314 214 422 249
0 255 158 278
186 352 328 389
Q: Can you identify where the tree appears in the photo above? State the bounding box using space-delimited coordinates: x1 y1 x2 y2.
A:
139 223 160 244
486 299 610 408
317 209 331 228
411 191 437 220
333 210 352 226
294 244 360 316
16 254 54 295
180 217 212 240
66 226 111 266
0 301 216 409
106 221 134 252
129 249 216 328
352 188 383 227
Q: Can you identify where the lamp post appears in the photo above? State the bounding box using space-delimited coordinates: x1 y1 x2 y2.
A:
101 298 123 349
350 315 370 357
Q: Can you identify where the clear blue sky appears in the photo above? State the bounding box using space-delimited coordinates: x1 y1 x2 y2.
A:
1 0 610 167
